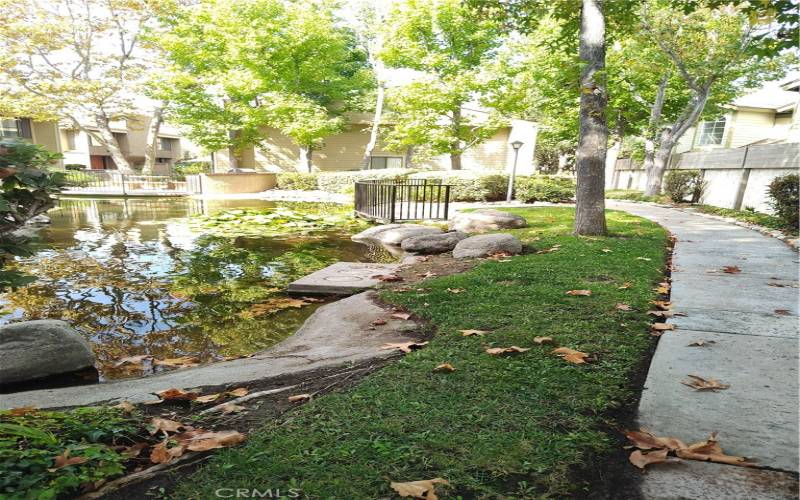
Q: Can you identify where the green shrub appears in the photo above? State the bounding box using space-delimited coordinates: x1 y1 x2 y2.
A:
767 174 799 229
276 172 319 190
408 171 508 201
514 175 576 203
64 164 85 171
174 161 211 176
663 170 706 203
604 189 667 203
0 407 137 499
316 168 413 194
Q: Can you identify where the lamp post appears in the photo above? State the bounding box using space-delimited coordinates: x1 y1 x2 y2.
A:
506 140 524 203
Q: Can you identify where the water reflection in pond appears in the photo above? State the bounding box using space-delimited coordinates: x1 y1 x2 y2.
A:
0 197 388 380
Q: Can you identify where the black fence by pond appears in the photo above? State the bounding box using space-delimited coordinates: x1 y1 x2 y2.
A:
354 179 452 222
62 170 203 196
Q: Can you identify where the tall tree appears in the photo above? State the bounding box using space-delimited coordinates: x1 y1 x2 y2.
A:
154 0 373 172
379 0 507 170
638 0 794 195
0 0 172 173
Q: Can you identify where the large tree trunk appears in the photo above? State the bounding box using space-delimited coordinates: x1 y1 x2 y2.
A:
450 107 462 170
299 145 313 173
94 114 134 173
404 146 415 168
573 0 608 236
361 83 385 170
141 107 164 175
644 132 674 195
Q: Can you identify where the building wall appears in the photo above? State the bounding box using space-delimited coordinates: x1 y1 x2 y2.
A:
727 109 777 148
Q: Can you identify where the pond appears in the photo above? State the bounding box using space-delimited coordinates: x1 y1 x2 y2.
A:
0 197 389 381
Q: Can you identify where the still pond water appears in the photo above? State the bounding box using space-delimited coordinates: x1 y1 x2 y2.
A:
0 198 387 380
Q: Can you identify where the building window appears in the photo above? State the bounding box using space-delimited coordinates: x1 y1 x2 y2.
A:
696 117 726 146
1 118 32 139
159 137 172 151
63 129 77 150
369 156 403 169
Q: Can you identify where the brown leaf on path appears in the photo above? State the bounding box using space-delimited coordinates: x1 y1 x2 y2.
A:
687 340 716 347
647 310 674 318
485 346 530 356
650 300 672 310
372 319 387 326
156 388 199 401
183 430 246 451
629 448 673 469
390 478 449 500
533 336 555 345
148 418 187 435
227 387 249 397
218 403 246 415
149 440 186 464
681 375 729 391
675 433 755 466
9 406 38 416
552 347 590 364
372 274 403 282
381 341 429 353
624 429 687 451
391 312 412 320
615 303 631 311
651 323 675 331
459 329 488 337
565 289 592 296
433 363 456 373
194 393 222 404
654 286 670 294
774 309 790 316
287 393 312 403
48 450 88 471
722 266 742 274
153 356 201 368
121 442 149 458
114 401 136 413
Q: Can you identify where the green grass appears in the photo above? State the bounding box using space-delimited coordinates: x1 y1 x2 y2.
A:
695 205 797 236
173 207 668 499
605 189 668 203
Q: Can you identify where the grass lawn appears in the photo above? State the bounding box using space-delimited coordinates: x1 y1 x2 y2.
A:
173 207 668 499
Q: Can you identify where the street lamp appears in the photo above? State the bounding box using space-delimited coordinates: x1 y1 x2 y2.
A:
506 140 524 203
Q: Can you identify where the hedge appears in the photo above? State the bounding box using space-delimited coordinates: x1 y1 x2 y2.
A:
514 175 576 203
407 171 508 201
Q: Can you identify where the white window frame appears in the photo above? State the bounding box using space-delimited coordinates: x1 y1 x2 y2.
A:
695 117 727 147
369 155 404 170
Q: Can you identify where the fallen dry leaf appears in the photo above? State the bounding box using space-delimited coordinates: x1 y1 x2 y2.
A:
390 478 449 500
287 393 312 403
533 336 555 345
114 401 136 413
184 430 246 451
629 448 673 469
381 341 429 353
372 274 403 282
681 375 729 391
48 450 88 471
675 433 756 467
552 347 590 364
9 406 38 416
618 282 633 289
624 429 687 451
654 286 670 294
418 272 437 279
601 248 612 253
391 312 412 320
156 388 199 401
636 257 652 261
227 387 249 397
249 297 310 317
565 289 592 296
485 346 530 356
148 418 186 435
487 250 513 260
149 440 186 464
372 319 387 326
121 442 149 458
446 288 465 294
194 393 222 404
722 266 742 274
647 310 674 318
651 300 672 310
153 356 200 368
687 340 716 347
219 403 246 415
774 309 790 316
651 323 675 331
112 354 152 368
433 363 456 373
615 303 631 311
459 329 489 337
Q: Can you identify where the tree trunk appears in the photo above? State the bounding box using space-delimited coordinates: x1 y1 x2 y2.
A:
404 146 414 168
573 0 608 236
94 114 134 173
361 83 385 170
450 107 462 170
645 133 674 195
141 107 164 175
299 145 313 173
557 153 568 175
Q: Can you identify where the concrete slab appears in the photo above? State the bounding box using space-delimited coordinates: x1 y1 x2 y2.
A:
287 262 401 295
0 292 419 409
670 308 799 339
669 275 799 315
639 460 799 500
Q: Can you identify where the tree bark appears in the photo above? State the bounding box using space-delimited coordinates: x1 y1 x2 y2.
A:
450 107 462 170
644 131 675 195
141 107 164 175
361 83 385 170
94 114 134 173
573 0 608 236
299 145 313 172
404 146 415 168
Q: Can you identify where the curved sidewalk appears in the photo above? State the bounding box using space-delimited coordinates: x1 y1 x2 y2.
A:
609 201 799 499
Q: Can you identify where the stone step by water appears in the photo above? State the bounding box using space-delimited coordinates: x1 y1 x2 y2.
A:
287 262 401 295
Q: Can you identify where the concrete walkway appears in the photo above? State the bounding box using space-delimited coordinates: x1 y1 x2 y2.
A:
608 202 799 499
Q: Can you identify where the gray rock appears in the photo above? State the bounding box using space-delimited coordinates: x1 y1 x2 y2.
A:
449 209 528 233
452 233 523 259
0 320 95 385
401 231 468 254
27 214 51 225
352 223 442 246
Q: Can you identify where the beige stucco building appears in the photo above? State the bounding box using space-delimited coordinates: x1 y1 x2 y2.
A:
214 110 539 175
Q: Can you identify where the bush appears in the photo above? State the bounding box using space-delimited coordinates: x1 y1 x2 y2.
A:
767 174 799 229
663 170 706 203
514 175 576 203
174 161 211 176
316 169 413 194
276 172 319 191
64 164 85 171
604 189 667 203
408 171 508 201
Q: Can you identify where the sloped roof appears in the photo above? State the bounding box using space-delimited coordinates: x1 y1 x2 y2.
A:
732 76 798 111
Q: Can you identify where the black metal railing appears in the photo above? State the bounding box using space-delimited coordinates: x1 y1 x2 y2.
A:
354 179 451 222
62 170 203 195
